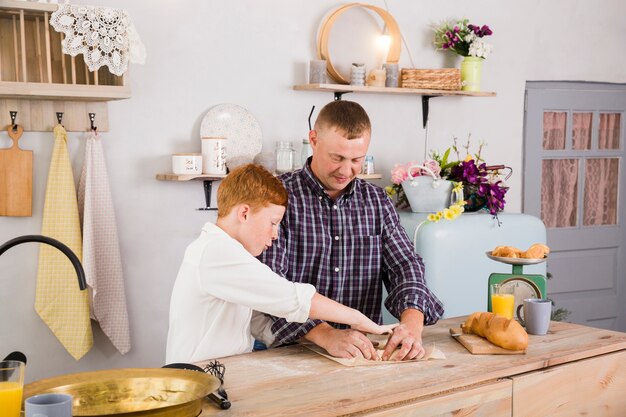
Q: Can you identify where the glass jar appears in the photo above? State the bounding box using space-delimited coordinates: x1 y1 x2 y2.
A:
275 141 295 174
301 138 313 167
362 155 375 175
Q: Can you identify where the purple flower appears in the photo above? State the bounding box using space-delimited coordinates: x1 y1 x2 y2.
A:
449 159 507 215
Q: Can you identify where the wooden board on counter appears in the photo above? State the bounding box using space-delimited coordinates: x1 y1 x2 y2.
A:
449 327 526 355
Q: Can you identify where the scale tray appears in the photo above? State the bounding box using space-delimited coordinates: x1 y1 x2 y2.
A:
486 251 547 265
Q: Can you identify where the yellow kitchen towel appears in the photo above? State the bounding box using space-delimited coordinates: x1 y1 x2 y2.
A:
36 124 93 360
78 130 131 354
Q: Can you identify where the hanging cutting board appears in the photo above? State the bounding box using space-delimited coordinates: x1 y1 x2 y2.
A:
449 327 526 355
0 125 33 216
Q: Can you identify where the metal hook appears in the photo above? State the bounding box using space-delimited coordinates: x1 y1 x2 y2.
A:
9 111 17 132
56 112 63 124
88 113 97 132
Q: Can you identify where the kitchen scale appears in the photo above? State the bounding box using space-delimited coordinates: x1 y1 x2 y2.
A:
486 252 547 320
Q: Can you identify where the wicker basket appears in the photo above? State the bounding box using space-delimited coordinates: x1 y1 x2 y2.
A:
400 68 461 90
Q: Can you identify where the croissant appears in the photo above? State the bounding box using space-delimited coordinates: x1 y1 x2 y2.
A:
463 312 529 350
491 243 550 259
492 245 522 258
521 243 550 259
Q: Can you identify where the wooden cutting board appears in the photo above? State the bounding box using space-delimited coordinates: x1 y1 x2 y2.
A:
0 125 32 216
449 327 526 355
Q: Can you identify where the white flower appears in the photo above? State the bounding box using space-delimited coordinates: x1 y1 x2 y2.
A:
469 38 493 59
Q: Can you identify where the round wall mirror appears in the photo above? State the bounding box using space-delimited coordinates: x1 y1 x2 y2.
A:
317 4 402 84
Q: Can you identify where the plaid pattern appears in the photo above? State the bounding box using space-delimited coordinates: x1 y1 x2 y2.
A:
259 162 444 346
36 124 93 360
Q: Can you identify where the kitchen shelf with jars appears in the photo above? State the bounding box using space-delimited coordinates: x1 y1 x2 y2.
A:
302 4 497 128
0 0 143 130
293 83 496 129
155 172 382 211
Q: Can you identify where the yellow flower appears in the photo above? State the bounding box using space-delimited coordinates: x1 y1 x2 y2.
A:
443 208 456 220
427 213 439 222
464 155 473 162
385 186 396 197
451 205 463 216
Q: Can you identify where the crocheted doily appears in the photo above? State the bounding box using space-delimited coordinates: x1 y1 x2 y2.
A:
50 3 145 76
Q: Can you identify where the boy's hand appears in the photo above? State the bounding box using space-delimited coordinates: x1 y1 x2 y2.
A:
351 314 398 335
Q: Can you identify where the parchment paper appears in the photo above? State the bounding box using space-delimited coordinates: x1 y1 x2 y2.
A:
302 334 446 367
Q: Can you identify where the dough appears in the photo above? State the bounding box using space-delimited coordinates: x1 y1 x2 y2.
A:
302 333 446 367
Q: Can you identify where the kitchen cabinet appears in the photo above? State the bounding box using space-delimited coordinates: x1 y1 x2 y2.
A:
293 83 496 128
195 317 626 416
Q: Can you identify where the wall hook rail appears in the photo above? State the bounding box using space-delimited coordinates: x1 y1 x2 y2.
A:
56 112 64 124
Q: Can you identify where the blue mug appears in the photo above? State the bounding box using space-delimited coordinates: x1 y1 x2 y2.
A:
25 393 72 417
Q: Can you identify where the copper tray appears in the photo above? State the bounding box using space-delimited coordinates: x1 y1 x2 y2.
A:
23 368 220 416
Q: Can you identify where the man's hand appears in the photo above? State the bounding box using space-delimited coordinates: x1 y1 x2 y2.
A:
381 308 425 361
304 323 378 360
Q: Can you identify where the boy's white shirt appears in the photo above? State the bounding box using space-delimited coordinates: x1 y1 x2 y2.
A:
166 222 315 363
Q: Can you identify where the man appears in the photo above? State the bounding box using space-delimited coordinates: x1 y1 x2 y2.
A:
259 101 444 361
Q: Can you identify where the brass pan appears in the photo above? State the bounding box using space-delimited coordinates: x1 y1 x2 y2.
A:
23 368 220 416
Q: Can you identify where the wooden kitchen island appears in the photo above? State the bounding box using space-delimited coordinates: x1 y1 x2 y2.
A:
196 317 626 416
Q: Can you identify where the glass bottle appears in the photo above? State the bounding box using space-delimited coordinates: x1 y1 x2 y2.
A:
301 138 313 167
362 155 375 175
275 141 295 174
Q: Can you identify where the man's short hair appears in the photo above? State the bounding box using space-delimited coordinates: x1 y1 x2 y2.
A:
314 100 371 139
217 164 288 218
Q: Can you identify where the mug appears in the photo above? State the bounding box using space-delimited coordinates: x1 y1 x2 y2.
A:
172 153 202 175
201 136 227 175
25 393 72 417
516 298 552 335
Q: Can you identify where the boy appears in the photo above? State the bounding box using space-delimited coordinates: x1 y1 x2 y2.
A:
166 164 392 363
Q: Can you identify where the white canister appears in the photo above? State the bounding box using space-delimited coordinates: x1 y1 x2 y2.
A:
201 136 227 175
172 153 202 175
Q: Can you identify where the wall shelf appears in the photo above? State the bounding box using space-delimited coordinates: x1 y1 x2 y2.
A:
293 83 496 127
0 0 130 102
156 172 382 210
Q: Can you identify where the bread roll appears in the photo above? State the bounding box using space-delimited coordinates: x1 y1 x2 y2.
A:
463 312 529 350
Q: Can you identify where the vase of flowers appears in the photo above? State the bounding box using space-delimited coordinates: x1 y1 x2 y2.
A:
434 19 493 91
387 136 509 221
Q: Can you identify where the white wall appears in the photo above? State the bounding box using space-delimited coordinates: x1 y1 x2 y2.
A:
1 0 625 382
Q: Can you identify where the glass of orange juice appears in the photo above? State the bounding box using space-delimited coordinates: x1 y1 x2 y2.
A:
491 283 515 319
0 360 25 417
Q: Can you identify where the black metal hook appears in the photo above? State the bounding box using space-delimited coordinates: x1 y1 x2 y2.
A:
9 111 17 132
88 112 97 132
56 112 63 124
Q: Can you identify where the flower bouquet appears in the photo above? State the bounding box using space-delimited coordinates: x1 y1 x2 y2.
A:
433 18 493 59
386 137 509 222
433 18 493 91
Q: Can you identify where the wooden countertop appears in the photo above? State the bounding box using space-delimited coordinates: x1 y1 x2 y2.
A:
196 317 626 416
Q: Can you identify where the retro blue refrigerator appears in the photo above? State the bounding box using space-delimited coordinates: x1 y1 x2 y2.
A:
382 211 547 322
